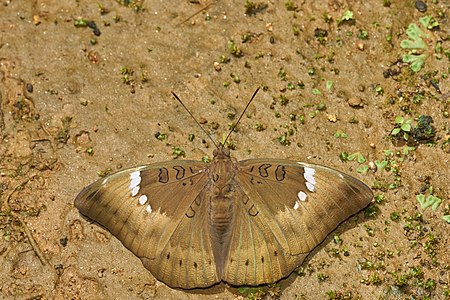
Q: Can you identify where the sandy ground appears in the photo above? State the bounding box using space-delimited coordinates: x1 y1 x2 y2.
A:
0 0 449 299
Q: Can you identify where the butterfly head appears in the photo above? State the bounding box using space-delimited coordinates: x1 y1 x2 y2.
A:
213 146 231 160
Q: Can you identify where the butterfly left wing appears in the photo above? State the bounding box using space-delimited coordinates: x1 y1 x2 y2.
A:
75 161 221 289
222 159 373 286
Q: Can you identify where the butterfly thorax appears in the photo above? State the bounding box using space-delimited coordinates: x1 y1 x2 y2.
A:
207 147 238 275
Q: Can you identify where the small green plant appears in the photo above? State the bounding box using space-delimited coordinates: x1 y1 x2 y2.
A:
410 115 436 143
337 10 354 25
390 116 412 140
400 16 438 72
227 39 243 57
244 0 268 15
172 146 185 158
278 67 287 81
238 286 266 299
325 80 333 92
347 152 366 163
278 132 291 146
285 0 297 11
155 132 167 141
334 130 347 138
416 194 442 211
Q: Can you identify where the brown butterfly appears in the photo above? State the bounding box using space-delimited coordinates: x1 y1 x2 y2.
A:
75 88 373 289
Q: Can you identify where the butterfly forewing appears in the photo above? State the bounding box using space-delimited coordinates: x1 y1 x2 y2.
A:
75 161 223 288
220 159 373 286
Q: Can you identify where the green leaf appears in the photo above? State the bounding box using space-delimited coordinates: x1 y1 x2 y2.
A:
410 56 427 72
442 215 450 223
417 194 442 211
383 149 393 156
401 123 411 132
357 165 369 174
326 80 333 92
400 39 427 50
395 116 404 124
375 159 388 171
172 146 186 158
341 10 353 21
391 128 401 136
403 146 415 155
348 152 366 163
312 88 322 95
405 23 429 42
402 53 427 72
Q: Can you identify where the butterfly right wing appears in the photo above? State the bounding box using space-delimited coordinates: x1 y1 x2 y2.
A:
222 159 373 286
74 161 220 289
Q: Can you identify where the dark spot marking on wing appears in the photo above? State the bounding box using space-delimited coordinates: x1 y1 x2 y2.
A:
166 253 170 260
179 260 182 267
193 262 198 269
158 168 169 183
248 204 259 217
258 164 271 178
275 165 286 181
186 206 196 218
212 174 219 182
173 166 186 180
274 251 278 257
245 259 249 266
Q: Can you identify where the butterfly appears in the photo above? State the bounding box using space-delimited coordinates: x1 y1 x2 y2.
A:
75 88 373 289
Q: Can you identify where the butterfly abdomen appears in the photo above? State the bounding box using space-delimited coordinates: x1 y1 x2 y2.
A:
208 195 234 277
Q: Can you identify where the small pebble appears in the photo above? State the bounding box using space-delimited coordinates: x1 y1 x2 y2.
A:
327 114 337 122
213 62 221 72
356 41 364 51
26 83 33 93
348 97 364 108
33 15 41 25
415 0 427 12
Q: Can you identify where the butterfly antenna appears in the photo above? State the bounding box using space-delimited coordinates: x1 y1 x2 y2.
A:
223 87 260 146
171 92 220 150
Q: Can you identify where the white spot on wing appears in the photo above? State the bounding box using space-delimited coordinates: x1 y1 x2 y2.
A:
293 201 300 210
138 194 148 205
304 167 316 185
129 176 141 189
306 182 315 192
298 191 307 202
146 204 152 213
131 186 140 197
129 171 142 195
130 170 141 179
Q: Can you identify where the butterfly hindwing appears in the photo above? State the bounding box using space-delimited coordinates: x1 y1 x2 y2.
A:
221 159 373 286
74 161 221 288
